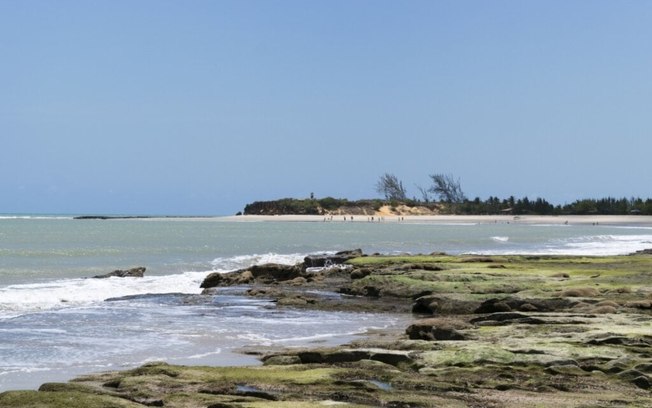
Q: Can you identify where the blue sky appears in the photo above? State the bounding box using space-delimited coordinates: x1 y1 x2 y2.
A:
2 1 651 215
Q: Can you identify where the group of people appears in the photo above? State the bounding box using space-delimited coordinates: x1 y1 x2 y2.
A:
322 215 407 222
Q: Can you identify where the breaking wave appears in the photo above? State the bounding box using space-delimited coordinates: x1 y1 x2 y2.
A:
209 253 307 272
477 234 652 256
0 252 311 319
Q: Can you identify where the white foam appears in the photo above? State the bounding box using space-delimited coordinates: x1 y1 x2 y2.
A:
559 234 652 255
187 348 223 359
611 225 652 231
0 271 210 319
0 367 52 376
210 252 309 272
0 328 68 334
235 332 273 346
477 234 652 256
405 222 478 226
0 215 72 220
305 264 352 274
491 236 509 243
275 331 361 344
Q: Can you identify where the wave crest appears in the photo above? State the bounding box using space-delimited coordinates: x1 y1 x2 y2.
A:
210 253 307 272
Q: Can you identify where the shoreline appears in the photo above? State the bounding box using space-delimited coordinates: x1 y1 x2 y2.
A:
51 214 652 226
219 214 652 226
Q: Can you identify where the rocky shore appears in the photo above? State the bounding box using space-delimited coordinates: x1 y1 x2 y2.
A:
2 251 652 407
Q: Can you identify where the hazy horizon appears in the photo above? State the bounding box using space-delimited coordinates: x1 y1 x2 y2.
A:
2 1 651 215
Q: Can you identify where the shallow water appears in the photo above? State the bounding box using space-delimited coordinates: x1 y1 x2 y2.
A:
1 288 405 390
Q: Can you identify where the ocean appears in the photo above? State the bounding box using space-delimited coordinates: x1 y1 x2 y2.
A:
1 215 652 391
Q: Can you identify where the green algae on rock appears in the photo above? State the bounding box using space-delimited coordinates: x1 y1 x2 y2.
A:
3 253 652 407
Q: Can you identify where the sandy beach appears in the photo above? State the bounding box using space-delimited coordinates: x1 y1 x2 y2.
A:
220 214 652 226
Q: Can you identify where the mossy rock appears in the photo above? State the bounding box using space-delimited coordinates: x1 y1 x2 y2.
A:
0 390 143 408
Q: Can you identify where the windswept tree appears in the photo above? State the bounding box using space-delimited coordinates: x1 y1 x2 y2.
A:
415 184 431 203
429 173 466 203
376 173 407 201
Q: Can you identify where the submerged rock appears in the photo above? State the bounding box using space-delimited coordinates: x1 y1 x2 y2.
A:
93 267 146 279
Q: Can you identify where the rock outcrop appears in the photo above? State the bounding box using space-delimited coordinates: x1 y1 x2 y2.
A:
474 297 574 314
304 249 363 268
630 248 652 255
201 249 364 289
93 267 146 279
406 318 468 340
412 295 481 315
200 263 304 288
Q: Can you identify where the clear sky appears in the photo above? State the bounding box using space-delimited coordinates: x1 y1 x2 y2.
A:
2 1 651 215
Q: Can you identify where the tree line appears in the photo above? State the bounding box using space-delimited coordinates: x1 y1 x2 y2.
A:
376 172 652 215
456 196 652 215
240 174 652 216
243 197 388 215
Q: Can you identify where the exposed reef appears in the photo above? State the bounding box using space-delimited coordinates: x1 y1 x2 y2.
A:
3 251 652 407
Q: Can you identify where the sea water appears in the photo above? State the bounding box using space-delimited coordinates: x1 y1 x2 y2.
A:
1 216 652 390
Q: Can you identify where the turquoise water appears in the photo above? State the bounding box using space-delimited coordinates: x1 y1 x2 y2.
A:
1 216 652 390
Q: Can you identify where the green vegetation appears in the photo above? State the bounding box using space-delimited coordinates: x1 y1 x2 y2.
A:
346 254 652 301
243 197 392 215
375 172 407 201
459 195 652 215
0 390 144 408
245 171 652 215
242 195 652 215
